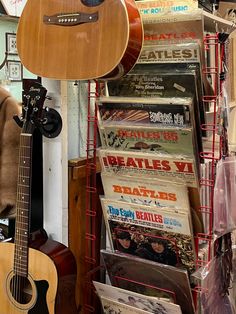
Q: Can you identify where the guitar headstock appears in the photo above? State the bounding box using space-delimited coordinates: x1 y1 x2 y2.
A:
21 82 47 135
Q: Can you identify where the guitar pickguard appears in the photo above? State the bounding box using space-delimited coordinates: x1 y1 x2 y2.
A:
28 280 49 314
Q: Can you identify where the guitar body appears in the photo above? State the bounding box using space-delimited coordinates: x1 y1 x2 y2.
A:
0 233 77 314
17 0 143 80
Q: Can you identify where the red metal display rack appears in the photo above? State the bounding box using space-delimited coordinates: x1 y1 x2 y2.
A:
82 31 230 313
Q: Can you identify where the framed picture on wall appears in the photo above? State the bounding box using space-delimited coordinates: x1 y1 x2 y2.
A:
5 33 17 55
6 60 22 82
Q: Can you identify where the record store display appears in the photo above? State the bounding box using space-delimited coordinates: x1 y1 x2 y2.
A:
0 0 234 313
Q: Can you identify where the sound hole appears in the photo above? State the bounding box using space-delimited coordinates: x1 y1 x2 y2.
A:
10 275 33 304
81 0 104 7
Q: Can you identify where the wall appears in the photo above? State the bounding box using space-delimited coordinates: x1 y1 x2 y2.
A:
0 18 36 101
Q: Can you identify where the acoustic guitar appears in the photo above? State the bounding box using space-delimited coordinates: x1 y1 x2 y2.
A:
16 0 143 80
0 83 78 313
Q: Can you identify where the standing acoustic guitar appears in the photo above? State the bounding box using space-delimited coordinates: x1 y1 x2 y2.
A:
0 83 78 313
17 0 143 80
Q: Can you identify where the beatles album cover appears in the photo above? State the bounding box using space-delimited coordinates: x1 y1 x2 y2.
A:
99 124 197 158
100 197 196 274
105 49 205 141
101 173 190 210
98 149 199 188
100 250 195 314
93 281 182 314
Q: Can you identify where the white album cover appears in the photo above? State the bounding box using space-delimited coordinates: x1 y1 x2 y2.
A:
101 173 190 211
94 281 182 314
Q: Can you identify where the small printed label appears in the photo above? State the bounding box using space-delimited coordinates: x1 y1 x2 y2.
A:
174 83 186 92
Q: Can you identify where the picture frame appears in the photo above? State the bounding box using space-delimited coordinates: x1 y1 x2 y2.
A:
6 60 23 82
5 32 17 55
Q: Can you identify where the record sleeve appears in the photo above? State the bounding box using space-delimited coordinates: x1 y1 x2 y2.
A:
101 173 190 210
105 59 205 141
138 43 201 64
100 197 196 274
98 97 193 128
136 0 198 17
100 297 151 314
140 14 203 46
98 149 199 188
106 58 202 98
100 250 195 314
99 124 197 158
93 281 182 314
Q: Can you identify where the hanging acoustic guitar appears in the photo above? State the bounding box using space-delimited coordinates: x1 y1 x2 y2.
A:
16 0 143 80
0 83 78 314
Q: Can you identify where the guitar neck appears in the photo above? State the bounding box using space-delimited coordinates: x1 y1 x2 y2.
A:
14 133 33 277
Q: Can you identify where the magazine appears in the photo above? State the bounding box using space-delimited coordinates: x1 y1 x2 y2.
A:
98 149 199 188
99 124 197 158
93 281 182 314
100 197 196 274
101 250 195 314
101 173 190 210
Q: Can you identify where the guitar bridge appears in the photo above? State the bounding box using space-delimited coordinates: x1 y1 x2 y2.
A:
43 11 98 26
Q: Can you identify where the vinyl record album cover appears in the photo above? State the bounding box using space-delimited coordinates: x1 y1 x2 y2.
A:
100 250 195 314
101 173 190 210
99 124 197 158
98 149 199 188
98 97 193 128
100 297 151 314
93 281 182 314
100 197 196 273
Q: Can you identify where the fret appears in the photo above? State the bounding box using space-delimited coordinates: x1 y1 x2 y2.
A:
15 228 28 234
16 196 30 203
16 221 29 226
15 233 28 238
15 248 28 255
17 192 30 196
17 199 29 204
18 184 29 188
14 259 28 266
19 146 31 150
13 269 28 277
15 215 28 221
14 268 28 275
15 237 28 243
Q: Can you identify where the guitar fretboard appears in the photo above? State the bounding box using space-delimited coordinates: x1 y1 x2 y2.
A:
14 134 32 277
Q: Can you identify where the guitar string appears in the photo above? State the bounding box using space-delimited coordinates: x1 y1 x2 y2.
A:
19 132 29 307
12 133 23 313
18 133 25 309
17 134 23 311
13 98 30 311
19 134 25 307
